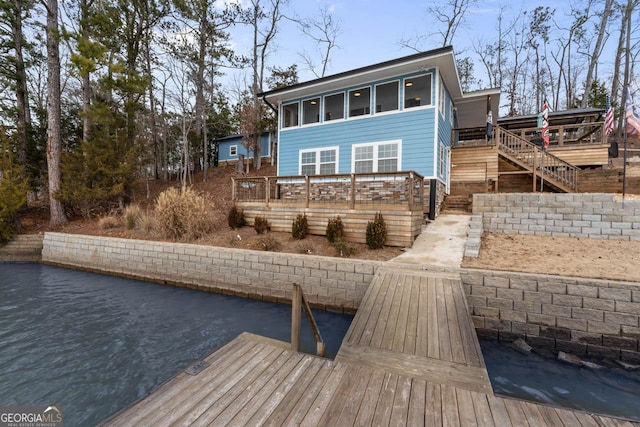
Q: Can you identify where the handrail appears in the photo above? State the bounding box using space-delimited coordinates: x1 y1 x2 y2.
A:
291 283 325 357
495 126 578 191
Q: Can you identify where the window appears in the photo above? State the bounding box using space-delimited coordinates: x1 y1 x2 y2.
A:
439 79 446 117
404 75 431 108
353 141 401 173
348 87 371 117
324 93 344 121
282 103 299 128
230 145 237 156
300 147 338 175
303 98 320 124
375 81 399 113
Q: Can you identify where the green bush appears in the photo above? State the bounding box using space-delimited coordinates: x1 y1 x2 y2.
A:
153 188 213 240
291 213 308 240
326 216 345 243
227 205 245 229
0 155 28 245
333 237 356 258
366 212 387 249
253 216 269 234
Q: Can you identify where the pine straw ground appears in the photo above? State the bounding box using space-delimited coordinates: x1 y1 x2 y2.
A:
17 164 640 281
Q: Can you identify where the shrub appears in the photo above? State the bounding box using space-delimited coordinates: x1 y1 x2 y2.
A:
98 215 121 229
227 205 245 229
0 172 27 245
366 212 387 249
154 187 213 240
258 235 281 251
123 204 142 230
138 210 155 233
253 216 269 234
326 216 345 243
333 237 356 258
291 213 308 240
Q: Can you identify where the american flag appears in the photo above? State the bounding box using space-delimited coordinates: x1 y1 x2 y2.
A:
626 88 640 136
541 99 549 148
605 95 614 136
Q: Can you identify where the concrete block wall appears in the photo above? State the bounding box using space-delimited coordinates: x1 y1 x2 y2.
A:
473 193 640 240
0 234 44 262
42 232 382 313
461 269 640 362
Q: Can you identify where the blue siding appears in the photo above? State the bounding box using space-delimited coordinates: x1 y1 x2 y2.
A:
218 134 271 162
278 108 437 177
437 82 454 182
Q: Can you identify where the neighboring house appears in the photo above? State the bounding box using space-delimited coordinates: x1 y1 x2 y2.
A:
259 46 500 193
217 132 275 165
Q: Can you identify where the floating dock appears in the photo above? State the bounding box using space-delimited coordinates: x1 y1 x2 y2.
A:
104 267 637 426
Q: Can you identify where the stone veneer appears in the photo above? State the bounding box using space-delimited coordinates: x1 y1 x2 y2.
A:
461 269 640 362
473 193 640 240
41 232 381 313
0 234 43 262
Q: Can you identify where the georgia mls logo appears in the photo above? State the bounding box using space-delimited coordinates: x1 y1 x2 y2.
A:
0 405 63 427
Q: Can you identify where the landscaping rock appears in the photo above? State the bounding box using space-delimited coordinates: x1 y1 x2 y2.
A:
510 338 532 354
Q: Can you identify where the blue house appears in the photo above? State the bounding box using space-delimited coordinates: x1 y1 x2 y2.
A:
217 132 274 165
259 46 500 193
232 47 500 246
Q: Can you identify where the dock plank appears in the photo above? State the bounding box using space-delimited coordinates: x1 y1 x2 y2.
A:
425 383 443 426
451 278 485 368
471 392 496 427
382 272 408 351
389 376 412 427
407 378 426 426
344 271 386 345
435 278 453 362
371 373 398 425
369 273 399 349
427 276 440 359
355 271 392 347
352 368 386 426
441 384 460 426
403 275 420 355
456 388 478 426
444 278 467 364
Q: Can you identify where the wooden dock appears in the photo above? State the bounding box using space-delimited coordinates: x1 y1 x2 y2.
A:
103 268 637 426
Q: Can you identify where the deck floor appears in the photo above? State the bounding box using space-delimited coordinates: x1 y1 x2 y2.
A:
103 268 637 426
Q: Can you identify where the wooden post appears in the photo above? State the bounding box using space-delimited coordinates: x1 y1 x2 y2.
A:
265 177 270 207
408 172 414 208
350 174 356 209
532 147 537 192
291 283 302 352
558 125 564 146
305 175 310 208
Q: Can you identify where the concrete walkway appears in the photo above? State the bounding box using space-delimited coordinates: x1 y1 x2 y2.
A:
390 214 471 268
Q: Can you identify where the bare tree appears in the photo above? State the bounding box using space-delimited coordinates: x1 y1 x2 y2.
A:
429 0 478 47
581 0 615 107
297 5 341 78
43 0 67 225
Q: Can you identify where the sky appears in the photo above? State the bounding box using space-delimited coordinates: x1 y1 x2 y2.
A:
224 0 625 101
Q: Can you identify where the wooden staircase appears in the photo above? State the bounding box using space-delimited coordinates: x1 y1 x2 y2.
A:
495 126 579 192
441 194 472 213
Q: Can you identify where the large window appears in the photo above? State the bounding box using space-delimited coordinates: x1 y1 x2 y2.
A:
404 75 431 108
324 93 344 121
353 141 401 173
348 87 371 117
300 147 338 175
229 145 237 156
303 98 320 124
439 79 446 117
283 103 299 128
375 81 399 113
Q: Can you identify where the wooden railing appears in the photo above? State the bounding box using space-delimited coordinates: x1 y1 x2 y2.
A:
291 283 325 357
506 121 606 146
495 126 579 191
233 171 425 210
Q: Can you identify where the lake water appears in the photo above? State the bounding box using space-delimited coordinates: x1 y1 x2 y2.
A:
2 263 639 426
0 263 352 426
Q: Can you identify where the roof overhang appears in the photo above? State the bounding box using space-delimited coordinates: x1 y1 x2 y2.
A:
259 46 462 105
454 88 501 128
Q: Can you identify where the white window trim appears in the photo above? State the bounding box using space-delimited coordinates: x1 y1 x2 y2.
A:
323 92 346 122
302 97 321 126
230 145 237 157
347 86 372 118
351 140 402 173
374 80 400 114
439 78 446 118
281 101 300 129
298 146 340 175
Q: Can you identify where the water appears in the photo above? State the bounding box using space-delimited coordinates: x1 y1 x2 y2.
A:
481 340 640 421
0 263 352 426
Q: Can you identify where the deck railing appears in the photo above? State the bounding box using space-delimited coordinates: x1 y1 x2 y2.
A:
291 283 325 357
232 171 425 210
496 126 579 191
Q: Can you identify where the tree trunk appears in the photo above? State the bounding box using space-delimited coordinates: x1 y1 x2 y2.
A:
581 0 613 108
45 0 67 225
613 1 632 139
13 0 30 167
144 39 159 179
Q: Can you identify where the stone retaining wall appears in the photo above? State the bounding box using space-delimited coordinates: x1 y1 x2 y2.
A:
473 193 640 240
461 269 640 362
0 234 43 262
41 232 381 313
